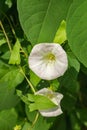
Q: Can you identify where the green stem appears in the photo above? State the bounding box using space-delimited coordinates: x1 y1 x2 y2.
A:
0 20 12 52
2 14 28 58
20 66 36 94
31 112 39 128
20 46 28 58
1 12 17 39
9 17 28 58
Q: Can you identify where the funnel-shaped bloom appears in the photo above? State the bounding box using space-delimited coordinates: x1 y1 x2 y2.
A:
29 43 68 80
36 88 63 117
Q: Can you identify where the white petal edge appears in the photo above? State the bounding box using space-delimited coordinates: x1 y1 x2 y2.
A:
39 106 63 117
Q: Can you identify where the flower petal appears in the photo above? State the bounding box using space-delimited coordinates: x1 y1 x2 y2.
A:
29 43 68 80
39 106 63 117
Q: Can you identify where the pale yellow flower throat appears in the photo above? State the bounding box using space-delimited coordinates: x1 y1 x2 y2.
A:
44 53 55 61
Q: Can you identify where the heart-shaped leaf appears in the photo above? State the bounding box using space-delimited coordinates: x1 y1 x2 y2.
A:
17 0 72 45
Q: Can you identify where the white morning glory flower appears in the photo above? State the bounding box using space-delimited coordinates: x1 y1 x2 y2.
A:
35 88 63 117
29 43 68 80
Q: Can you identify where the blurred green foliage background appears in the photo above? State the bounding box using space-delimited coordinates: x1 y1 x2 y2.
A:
0 0 87 130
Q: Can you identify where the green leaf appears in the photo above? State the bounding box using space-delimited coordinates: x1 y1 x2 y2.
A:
53 20 67 44
32 116 51 130
25 105 53 129
0 82 19 110
28 94 57 111
5 0 12 8
59 67 80 94
1 51 10 60
30 70 41 87
0 108 17 130
51 115 66 130
66 0 87 67
25 105 37 122
61 92 77 112
22 116 51 130
17 90 29 105
22 122 31 130
9 39 21 65
67 52 80 72
57 116 66 130
0 62 24 88
17 0 72 44
0 38 6 46
50 79 60 91
76 109 87 127
70 113 81 130
0 60 10 78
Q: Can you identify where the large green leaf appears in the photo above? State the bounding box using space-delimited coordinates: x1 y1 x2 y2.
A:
0 61 24 88
17 0 72 44
0 82 19 110
59 67 79 94
0 108 17 130
66 0 87 67
0 61 24 109
67 52 80 72
59 68 79 111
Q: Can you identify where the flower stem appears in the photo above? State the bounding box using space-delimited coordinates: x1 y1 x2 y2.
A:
20 66 36 94
0 20 12 52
